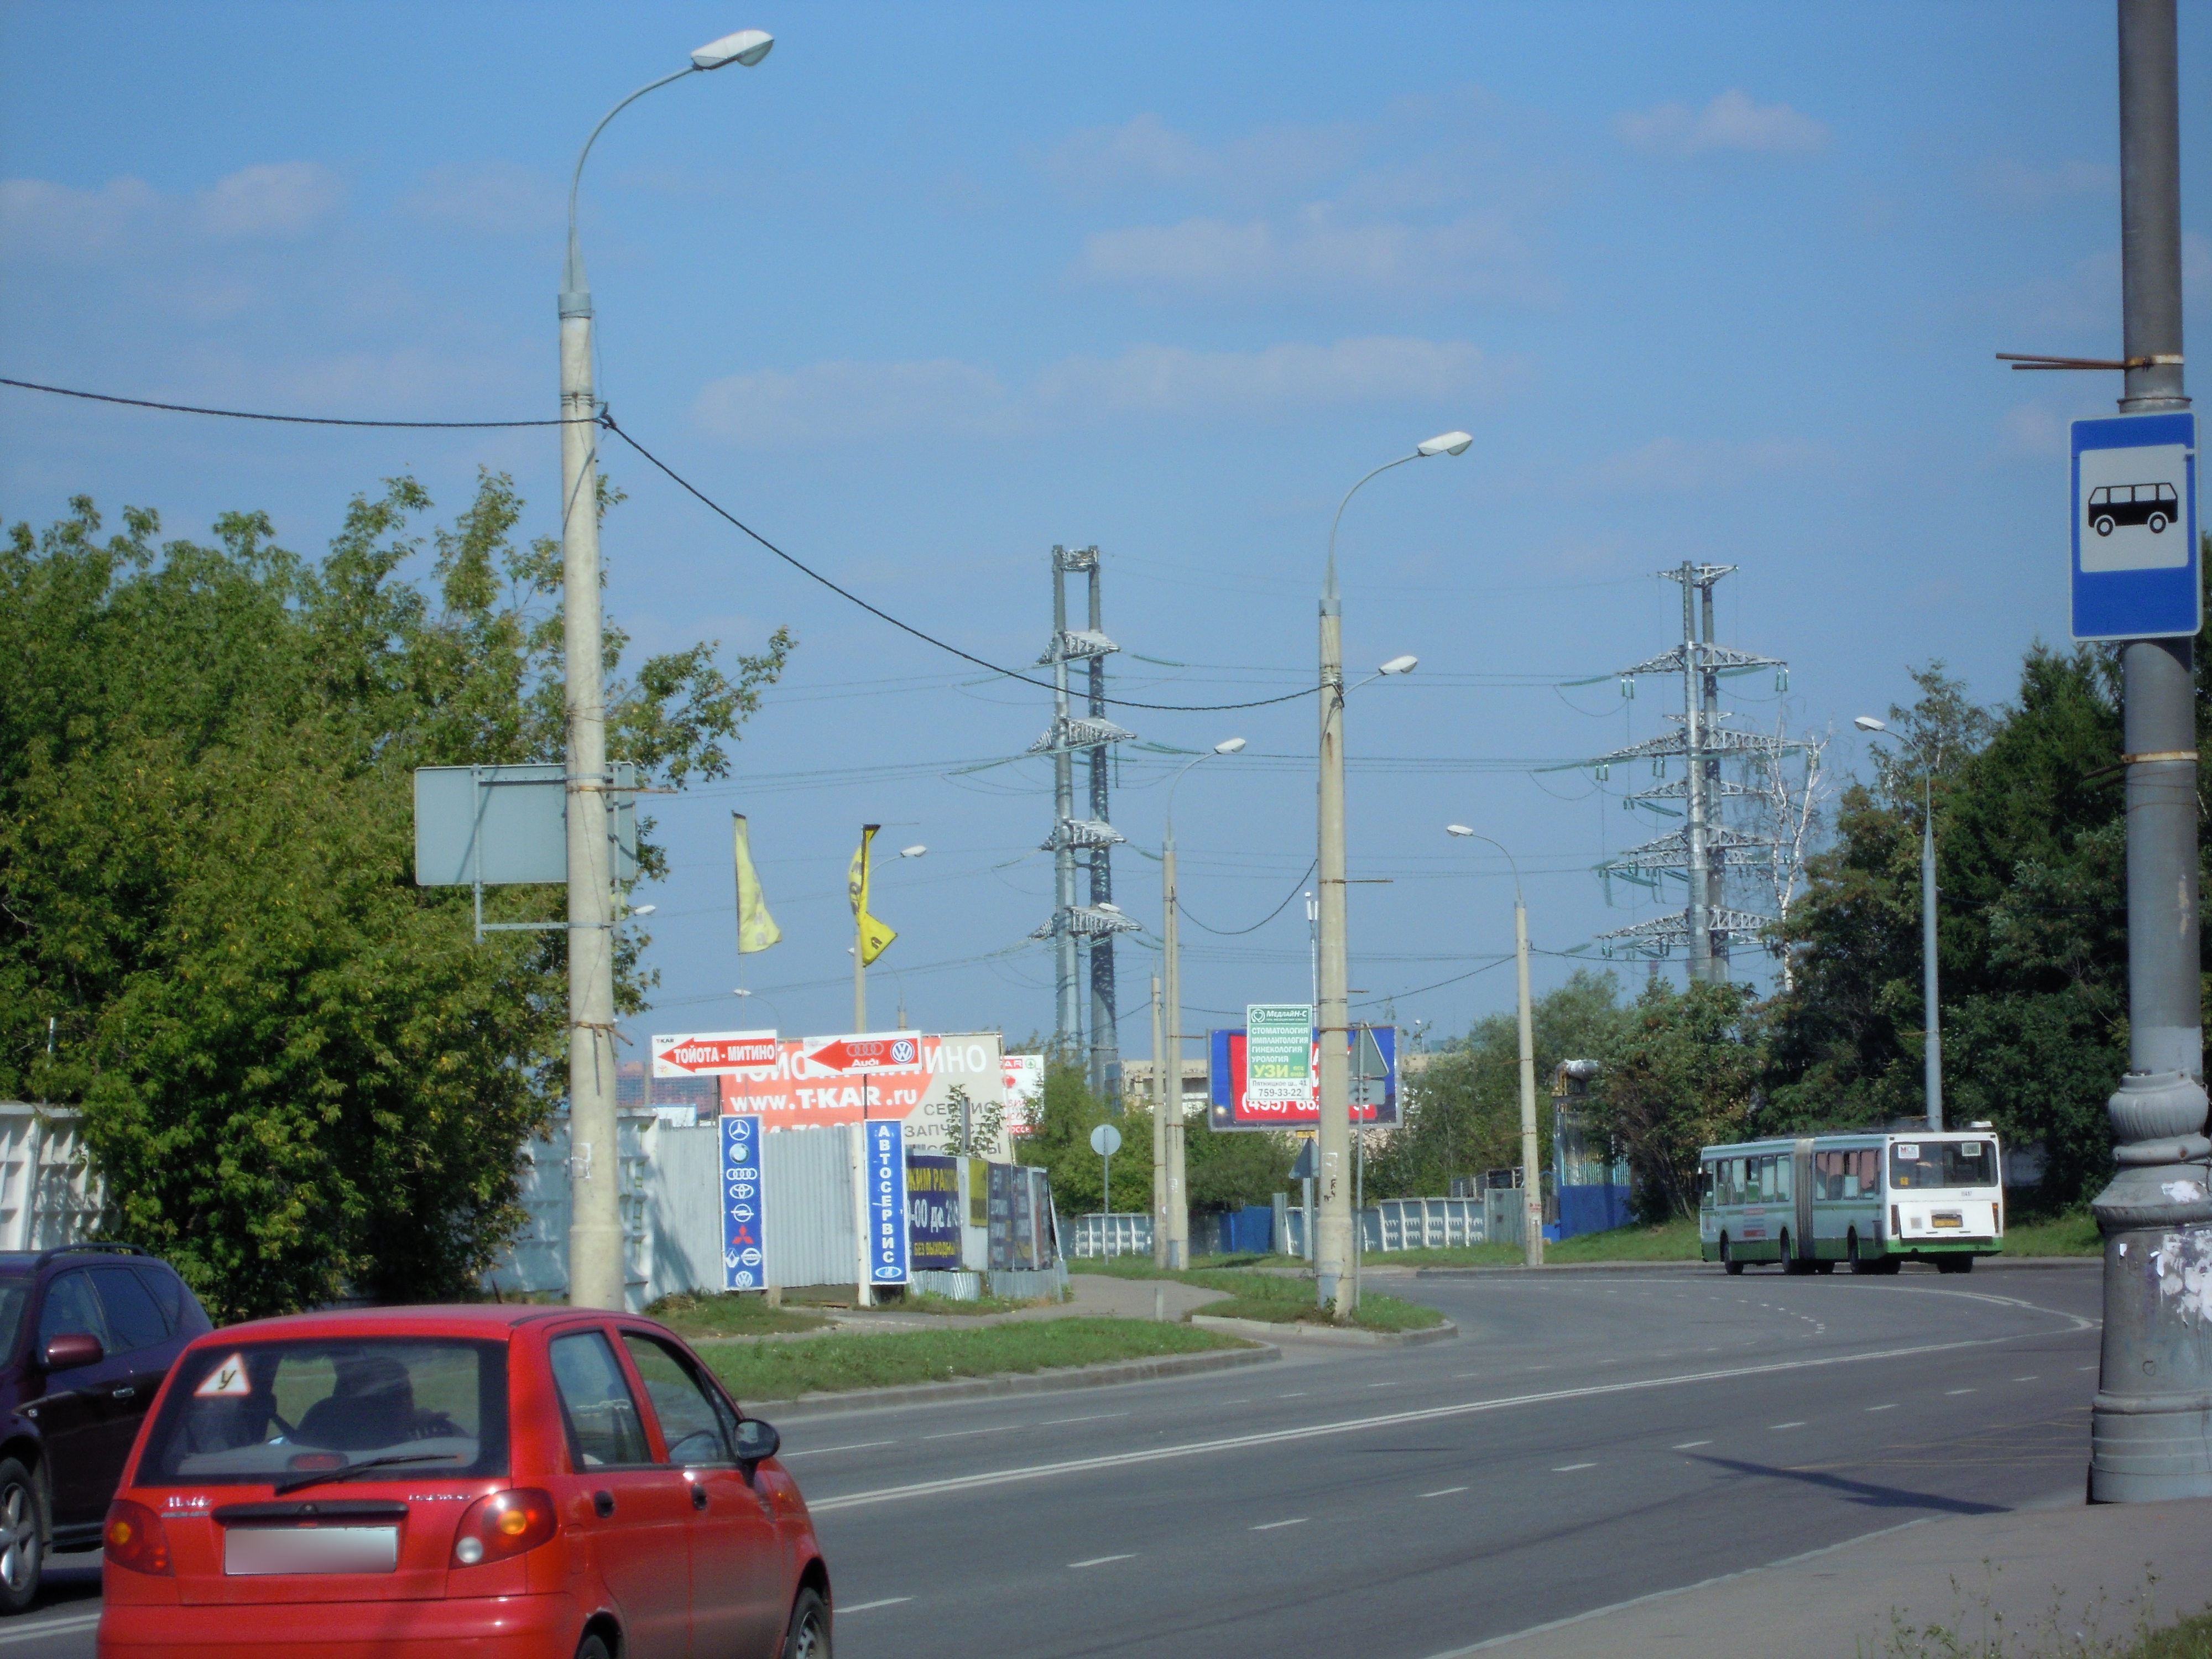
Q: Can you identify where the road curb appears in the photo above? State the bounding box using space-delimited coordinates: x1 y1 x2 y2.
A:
743 1340 1279 1419
1413 1255 2098 1278
1188 1314 1459 1347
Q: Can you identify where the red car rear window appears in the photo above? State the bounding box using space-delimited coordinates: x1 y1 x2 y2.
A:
137 1338 509 1487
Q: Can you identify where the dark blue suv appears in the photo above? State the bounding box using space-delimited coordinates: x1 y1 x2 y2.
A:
0 1244 211 1612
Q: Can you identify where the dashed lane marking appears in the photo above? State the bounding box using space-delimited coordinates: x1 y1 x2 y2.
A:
1553 1462 1598 1472
1866 1404 1898 1412
782 1439 894 1458
1252 1517 1308 1531
1672 1441 1712 1450
841 1598 914 1614
1422 1485 1469 1498
1069 1554 1135 1569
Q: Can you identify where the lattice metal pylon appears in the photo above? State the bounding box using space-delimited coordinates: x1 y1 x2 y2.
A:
1586 563 1799 979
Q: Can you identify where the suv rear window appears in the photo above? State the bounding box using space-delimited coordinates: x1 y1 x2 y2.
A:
137 1338 508 1487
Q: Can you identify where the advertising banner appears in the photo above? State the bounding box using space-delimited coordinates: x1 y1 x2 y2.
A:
719 1115 766 1291
1002 1053 1045 1135
864 1120 910 1285
714 1032 1010 1156
652 1030 780 1078
906 1153 962 1271
1208 1024 1399 1131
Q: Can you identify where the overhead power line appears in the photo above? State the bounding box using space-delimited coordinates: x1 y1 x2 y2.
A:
1177 859 1317 936
0 374 1316 717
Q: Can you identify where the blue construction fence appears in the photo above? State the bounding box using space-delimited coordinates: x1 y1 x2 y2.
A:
1545 1184 1634 1243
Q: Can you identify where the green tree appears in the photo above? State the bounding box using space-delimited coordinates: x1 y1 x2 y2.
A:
1592 979 1765 1220
1368 971 1629 1199
0 479 790 1318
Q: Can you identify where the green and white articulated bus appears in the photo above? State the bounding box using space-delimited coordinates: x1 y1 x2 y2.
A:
1698 1130 2004 1276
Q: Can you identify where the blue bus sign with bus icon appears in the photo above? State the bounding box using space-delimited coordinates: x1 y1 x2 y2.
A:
2072 410 2198 641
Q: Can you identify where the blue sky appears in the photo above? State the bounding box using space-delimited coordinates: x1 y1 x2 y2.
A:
3 2 2208 1059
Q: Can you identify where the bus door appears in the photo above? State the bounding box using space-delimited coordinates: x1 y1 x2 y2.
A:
1793 1138 1815 1261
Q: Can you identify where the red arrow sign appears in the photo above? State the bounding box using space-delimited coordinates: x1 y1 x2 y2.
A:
653 1032 780 1074
807 1036 922 1073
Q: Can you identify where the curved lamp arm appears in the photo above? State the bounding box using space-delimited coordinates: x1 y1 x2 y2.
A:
1324 453 1418 609
564 66 698 304
1165 739 1245 847
1446 826 1524 907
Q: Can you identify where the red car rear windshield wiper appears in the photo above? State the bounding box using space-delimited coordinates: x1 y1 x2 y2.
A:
273 1453 461 1496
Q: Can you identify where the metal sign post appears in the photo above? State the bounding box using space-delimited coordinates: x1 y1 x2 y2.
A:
1090 1122 1123 1224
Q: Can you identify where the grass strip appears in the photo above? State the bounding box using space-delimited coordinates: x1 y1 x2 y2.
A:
1070 1259 1444 1332
645 1290 830 1339
698 1317 1248 1402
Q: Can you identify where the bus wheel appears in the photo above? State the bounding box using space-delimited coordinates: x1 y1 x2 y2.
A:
1721 1236 1744 1276
1780 1229 1806 1274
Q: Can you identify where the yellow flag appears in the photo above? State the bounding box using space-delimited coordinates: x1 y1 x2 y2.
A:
733 813 781 954
849 823 896 967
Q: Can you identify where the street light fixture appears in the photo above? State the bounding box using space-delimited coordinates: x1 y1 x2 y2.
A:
1156 736 1245 1268
1855 714 1942 1131
1447 825 1542 1265
559 30 772 1312
1315 429 1469 1319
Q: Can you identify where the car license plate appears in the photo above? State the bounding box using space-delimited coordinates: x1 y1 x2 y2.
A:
224 1525 399 1576
1931 1212 1963 1230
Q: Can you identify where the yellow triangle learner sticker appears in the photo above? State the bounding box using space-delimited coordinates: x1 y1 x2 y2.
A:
195 1353 252 1397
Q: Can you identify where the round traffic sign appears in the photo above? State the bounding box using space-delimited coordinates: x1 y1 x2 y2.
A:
1089 1123 1123 1157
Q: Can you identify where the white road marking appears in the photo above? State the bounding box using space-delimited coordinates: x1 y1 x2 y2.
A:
1553 1462 1598 1472
1040 1412 1131 1427
782 1439 894 1458
1069 1553 1135 1569
1671 1441 1712 1450
1278 1391 1308 1398
839 1598 914 1614
1422 1485 1469 1498
2013 1376 2039 1383
808 1333 2053 1515
1368 1381 1396 1387
1945 1388 1976 1396
1771 1421 1806 1430
1865 1404 1898 1412
925 1425 1020 1440
1252 1517 1308 1531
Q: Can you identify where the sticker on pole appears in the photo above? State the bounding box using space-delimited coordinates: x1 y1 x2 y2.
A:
2071 410 2199 641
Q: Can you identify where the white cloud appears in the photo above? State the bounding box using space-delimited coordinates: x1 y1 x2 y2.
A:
1071 206 1541 302
1592 435 1830 493
0 161 343 263
695 337 1510 446
1041 112 1359 202
199 161 343 238
695 358 1015 446
1971 158 2116 210
400 161 562 237
1040 336 1504 414
1615 90 1830 158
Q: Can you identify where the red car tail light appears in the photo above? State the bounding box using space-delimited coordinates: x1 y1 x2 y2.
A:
451 1489 556 1567
104 1499 173 1576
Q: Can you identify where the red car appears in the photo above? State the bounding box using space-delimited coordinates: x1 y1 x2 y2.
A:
95 1305 831 1658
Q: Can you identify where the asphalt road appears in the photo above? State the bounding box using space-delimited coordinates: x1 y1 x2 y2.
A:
8 1262 2103 1658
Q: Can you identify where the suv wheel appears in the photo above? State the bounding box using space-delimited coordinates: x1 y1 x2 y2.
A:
0 1459 43 1614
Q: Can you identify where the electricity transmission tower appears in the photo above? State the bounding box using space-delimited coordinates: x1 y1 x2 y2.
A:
1587 562 1798 981
1029 545 1138 1094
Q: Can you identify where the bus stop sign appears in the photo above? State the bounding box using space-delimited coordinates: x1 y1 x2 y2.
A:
2071 410 2199 641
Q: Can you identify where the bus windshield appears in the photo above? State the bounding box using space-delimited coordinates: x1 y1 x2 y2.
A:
1889 1140 1995 1191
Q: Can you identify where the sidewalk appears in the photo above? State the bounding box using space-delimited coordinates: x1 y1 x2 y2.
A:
1459 1498 2212 1657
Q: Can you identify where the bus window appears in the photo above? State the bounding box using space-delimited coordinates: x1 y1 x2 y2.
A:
1857 1149 1879 1193
1773 1157 1791 1199
1733 1159 1746 1202
1890 1140 1995 1190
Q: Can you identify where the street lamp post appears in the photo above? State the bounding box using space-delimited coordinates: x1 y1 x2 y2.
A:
1158 738 1245 1267
1447 826 1542 1266
1855 716 1942 1132
852 842 925 1032
1316 431 1470 1319
560 28 773 1312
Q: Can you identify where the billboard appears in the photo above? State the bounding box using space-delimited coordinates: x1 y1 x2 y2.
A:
719 1115 766 1291
714 1031 1011 1158
1208 1024 1399 1131
906 1153 963 1271
864 1120 910 1285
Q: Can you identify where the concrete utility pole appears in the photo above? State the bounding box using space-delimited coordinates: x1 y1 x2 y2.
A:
2091 0 2209 1505
1448 827 1542 1265
1151 974 1168 1267
558 29 771 1312
1920 775 1943 1131
1315 432 1468 1318
1161 739 1241 1268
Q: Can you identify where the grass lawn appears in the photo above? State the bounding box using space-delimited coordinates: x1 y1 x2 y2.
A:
2001 1208 2100 1256
697 1317 1249 1402
645 1291 830 1339
1070 1258 1444 1331
1357 1217 1703 1268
